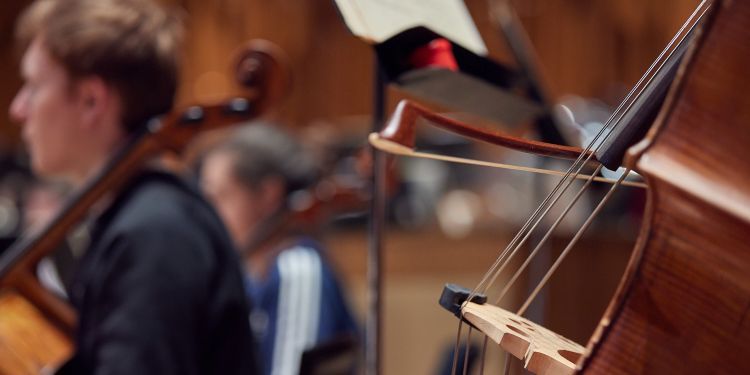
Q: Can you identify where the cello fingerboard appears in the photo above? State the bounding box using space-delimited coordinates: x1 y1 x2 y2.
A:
463 302 585 375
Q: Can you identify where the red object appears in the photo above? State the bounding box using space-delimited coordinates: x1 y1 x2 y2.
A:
408 38 459 71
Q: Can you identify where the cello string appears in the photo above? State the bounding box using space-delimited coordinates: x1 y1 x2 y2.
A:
472 92 643 299
463 52 662 299
455 3 710 368
395 13 686 311
494 165 603 304
466 0 709 302
517 169 631 315
478 335 488 375
426 106 644 300
483 4 708 374
450 94 611 375
502 352 512 375
449 74 652 368
444 1 710 371
372 128 605 308
447 150 599 368
450 319 464 375
462 327 473 375
473 157 599 296
376 13 688 301
507 0 711 315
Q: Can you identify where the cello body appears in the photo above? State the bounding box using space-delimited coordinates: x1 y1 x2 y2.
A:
369 1 749 373
581 0 750 373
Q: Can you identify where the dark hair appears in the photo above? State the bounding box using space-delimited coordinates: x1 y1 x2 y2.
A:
211 124 319 197
15 0 183 132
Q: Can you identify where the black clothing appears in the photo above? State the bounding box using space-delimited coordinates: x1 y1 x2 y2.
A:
58 170 258 375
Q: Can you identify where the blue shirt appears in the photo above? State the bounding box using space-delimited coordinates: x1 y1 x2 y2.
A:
244 238 358 375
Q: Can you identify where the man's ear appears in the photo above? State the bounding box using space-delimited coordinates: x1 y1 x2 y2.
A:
75 76 112 129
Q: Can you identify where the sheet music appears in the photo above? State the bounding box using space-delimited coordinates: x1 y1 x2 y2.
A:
334 0 488 56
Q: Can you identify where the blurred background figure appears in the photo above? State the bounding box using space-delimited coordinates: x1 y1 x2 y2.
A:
198 123 359 375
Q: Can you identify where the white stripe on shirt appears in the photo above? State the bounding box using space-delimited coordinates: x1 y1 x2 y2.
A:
271 247 323 375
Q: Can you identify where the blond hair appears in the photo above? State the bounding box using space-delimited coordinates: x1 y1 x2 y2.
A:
16 0 184 132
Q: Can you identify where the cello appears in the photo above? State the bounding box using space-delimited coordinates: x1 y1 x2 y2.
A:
370 0 749 373
0 40 289 374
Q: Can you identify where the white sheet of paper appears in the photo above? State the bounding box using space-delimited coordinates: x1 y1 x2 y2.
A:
334 0 487 56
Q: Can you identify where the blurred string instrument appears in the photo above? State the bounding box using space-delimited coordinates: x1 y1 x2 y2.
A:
0 40 289 375
370 0 750 373
242 135 397 256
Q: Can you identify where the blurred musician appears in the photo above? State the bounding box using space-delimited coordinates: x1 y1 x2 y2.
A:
8 0 258 373
198 124 359 375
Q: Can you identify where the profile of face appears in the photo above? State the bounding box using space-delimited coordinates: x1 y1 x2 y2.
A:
9 37 107 182
200 150 280 251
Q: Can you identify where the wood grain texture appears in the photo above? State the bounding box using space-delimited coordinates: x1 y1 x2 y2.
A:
0 0 700 145
463 302 584 375
378 99 589 159
0 291 71 375
581 1 750 373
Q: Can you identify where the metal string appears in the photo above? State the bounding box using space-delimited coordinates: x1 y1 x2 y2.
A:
468 2 710 371
462 327 473 375
468 0 708 304
449 1 710 370
364 2 711 372
517 168 631 315
494 165 603 305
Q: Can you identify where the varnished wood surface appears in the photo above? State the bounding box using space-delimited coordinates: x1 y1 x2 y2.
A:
582 1 750 373
377 100 589 160
0 291 71 375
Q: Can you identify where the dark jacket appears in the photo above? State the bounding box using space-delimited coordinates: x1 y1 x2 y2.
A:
58 170 258 375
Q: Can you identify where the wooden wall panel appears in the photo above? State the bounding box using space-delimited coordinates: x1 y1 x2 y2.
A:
0 0 698 145
175 0 375 126
0 0 32 150
510 0 699 101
